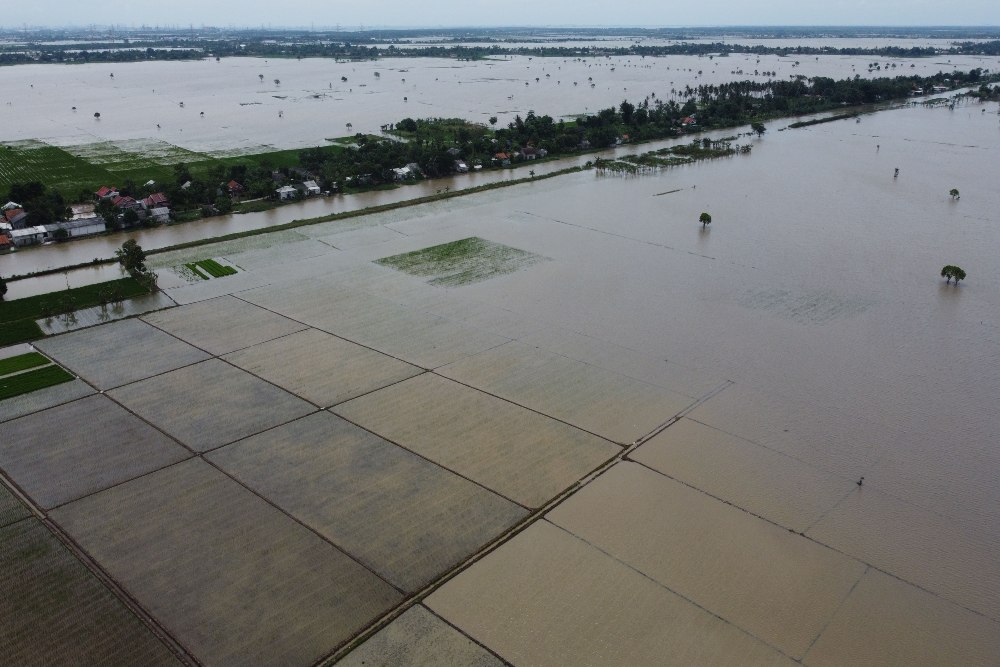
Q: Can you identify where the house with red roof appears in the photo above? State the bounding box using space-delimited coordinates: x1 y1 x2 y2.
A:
95 186 119 200
111 195 140 210
142 192 169 208
3 207 28 229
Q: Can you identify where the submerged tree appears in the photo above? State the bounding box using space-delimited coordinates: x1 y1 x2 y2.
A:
699 212 712 228
751 121 767 138
941 265 967 284
116 239 147 278
949 188 960 200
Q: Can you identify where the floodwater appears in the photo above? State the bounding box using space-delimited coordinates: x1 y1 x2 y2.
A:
1 50 995 285
3 47 1000 662
0 52 992 154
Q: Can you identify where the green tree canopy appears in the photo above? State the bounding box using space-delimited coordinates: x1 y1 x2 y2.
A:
699 212 712 227
941 265 967 284
115 239 147 278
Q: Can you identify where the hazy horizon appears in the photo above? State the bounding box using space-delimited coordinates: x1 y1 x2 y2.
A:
2 0 999 32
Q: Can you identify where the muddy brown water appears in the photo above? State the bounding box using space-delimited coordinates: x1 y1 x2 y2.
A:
2 52 1000 652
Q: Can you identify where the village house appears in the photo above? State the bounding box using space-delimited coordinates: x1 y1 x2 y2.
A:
454 160 469 173
49 217 106 239
227 180 245 196
111 195 141 211
0 231 13 254
391 166 414 181
275 185 297 200
302 180 321 196
494 152 512 166
147 207 171 224
3 206 28 229
94 185 119 200
142 192 169 209
11 225 50 247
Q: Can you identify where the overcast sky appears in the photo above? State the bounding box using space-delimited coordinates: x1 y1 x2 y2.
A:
3 0 999 29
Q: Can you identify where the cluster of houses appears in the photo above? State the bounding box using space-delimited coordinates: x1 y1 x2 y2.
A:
275 179 322 200
0 185 174 251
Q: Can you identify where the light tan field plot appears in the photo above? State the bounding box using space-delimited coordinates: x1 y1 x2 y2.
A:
806 487 1000 620
142 294 308 355
0 395 190 509
0 483 30 528
243 283 509 369
632 418 853 532
0 379 93 423
108 359 314 452
35 318 211 390
427 520 795 667
335 373 620 508
686 382 881 478
207 412 526 592
803 569 1000 667
517 325 723 399
224 328 422 407
337 605 506 667
546 462 866 659
438 341 695 444
50 458 401 667
0 519 180 666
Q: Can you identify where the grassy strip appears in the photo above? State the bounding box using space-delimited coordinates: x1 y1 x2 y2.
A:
788 112 860 129
0 320 45 347
149 166 585 257
0 352 50 376
0 364 74 401
196 259 238 278
6 165 583 283
0 278 147 323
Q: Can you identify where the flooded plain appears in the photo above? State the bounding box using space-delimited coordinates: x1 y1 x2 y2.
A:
2 47 1000 666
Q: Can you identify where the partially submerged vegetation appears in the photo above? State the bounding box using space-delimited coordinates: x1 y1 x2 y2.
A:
788 112 860 128
185 259 238 280
594 137 749 174
0 277 148 345
376 237 546 287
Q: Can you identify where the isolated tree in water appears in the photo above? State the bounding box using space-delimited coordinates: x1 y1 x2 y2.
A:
751 121 767 138
949 188 960 200
940 265 967 284
116 239 147 278
699 212 712 228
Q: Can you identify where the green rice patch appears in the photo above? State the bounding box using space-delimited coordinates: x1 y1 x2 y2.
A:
182 259 237 279
0 353 51 376
376 237 545 287
0 321 45 347
0 365 74 401
0 142 113 198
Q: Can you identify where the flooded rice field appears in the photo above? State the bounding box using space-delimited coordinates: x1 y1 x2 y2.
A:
2 49 1000 666
0 52 993 153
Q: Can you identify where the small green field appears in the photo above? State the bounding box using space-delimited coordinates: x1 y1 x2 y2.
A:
0 364 74 401
0 352 50 376
376 237 545 287
184 259 238 280
0 277 148 346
